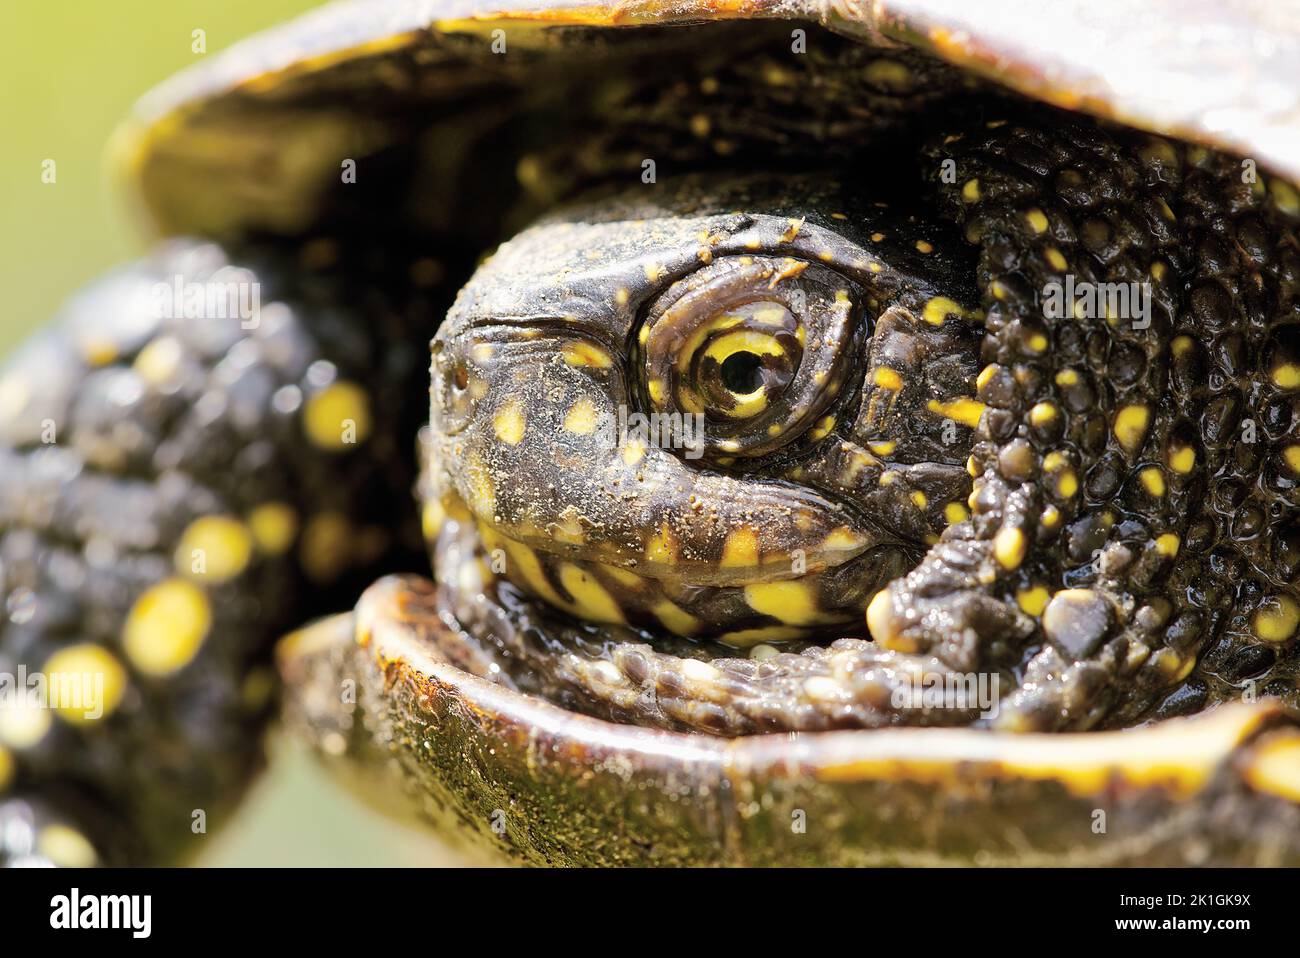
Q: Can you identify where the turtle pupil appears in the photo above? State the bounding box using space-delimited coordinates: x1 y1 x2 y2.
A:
721 351 763 394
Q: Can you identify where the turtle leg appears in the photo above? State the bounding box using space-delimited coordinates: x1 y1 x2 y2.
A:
0 236 450 865
869 114 1300 730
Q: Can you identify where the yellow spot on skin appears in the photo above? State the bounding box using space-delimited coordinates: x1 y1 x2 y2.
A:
647 523 677 566
562 341 613 369
869 440 897 456
175 516 252 582
871 232 885 243
808 415 836 441
248 502 298 555
616 288 630 308
133 336 184 387
1027 332 1049 353
80 335 118 367
1171 335 1194 358
822 526 866 552
621 436 646 466
643 263 665 282
1041 505 1061 529
304 381 372 450
647 379 666 404
1169 445 1196 474
563 397 599 435
123 579 212 676
498 537 565 608
976 365 998 390
1140 467 1166 497
910 491 928 510
653 600 701 636
0 746 10 791
1272 178 1300 216
470 343 495 363
492 398 526 445
37 824 97 868
0 694 52 749
1155 533 1180 557
1273 364 1300 389
721 527 759 567
1244 734 1300 802
873 367 903 391
1113 404 1151 455
944 502 969 525
1055 369 1079 387
1017 585 1051 617
1045 247 1068 271
994 527 1027 570
744 580 819 626
922 296 963 326
927 397 985 429
1254 595 1300 642
1029 402 1058 427
1025 208 1049 234
915 240 933 254
867 589 916 652
43 645 127 724
962 179 981 202
557 565 624 625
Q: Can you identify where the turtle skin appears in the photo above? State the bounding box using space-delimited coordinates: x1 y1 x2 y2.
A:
0 233 457 865
412 113 1300 742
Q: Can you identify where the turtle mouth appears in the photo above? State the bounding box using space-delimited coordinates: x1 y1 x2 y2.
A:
419 491 1008 736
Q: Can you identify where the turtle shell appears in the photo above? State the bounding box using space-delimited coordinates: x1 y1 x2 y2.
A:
118 0 1300 241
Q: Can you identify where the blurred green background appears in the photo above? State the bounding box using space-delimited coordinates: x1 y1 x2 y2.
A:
1 0 467 866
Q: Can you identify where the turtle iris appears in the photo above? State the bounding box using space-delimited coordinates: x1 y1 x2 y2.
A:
639 255 860 459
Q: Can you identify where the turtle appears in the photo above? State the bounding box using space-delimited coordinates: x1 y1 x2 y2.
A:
2 0 1300 868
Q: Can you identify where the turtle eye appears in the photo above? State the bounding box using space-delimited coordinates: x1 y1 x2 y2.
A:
639 256 860 458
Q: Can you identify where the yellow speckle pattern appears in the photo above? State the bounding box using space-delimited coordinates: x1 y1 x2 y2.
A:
43 644 127 724
1272 363 1300 389
492 398 526 445
1168 445 1195 474
994 527 1027 570
562 341 613 369
1254 595 1300 642
563 397 600 435
1045 247 1068 271
927 397 985 429
744 580 819 626
910 490 928 510
873 367 902 391
175 516 252 582
1139 467 1166 497
962 179 981 202
557 564 624 625
303 380 372 450
1155 533 1180 557
944 502 969 525
652 600 701 636
1025 209 1049 234
1017 585 1051 617
720 527 759 567
1029 402 1058 427
248 502 298 555
922 296 963 326
123 578 212 676
1284 446 1300 474
1113 404 1151 454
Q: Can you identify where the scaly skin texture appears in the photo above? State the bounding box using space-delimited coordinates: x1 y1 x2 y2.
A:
0 236 446 865
420 110 1300 739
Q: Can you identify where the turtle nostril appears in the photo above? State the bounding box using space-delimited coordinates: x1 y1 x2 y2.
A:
720 350 763 394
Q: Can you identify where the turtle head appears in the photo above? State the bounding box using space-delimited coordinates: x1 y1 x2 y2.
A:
425 175 983 646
